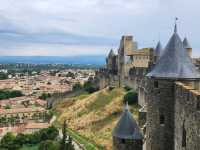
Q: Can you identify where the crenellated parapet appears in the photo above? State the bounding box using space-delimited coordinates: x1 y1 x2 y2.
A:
175 82 200 111
174 81 200 150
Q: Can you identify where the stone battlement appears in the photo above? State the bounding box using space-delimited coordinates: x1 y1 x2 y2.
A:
175 81 200 112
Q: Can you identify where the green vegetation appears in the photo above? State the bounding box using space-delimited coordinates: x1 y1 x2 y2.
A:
66 72 76 79
67 128 101 150
39 93 51 100
60 120 75 150
72 82 82 91
0 121 76 150
123 91 138 105
0 72 8 80
0 126 59 150
55 88 129 149
20 145 38 150
83 77 98 93
0 90 23 100
39 140 60 150
124 86 132 91
87 89 122 112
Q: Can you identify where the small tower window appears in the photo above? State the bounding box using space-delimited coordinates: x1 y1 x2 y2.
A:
187 93 190 101
121 139 126 144
182 124 186 147
154 81 159 88
197 99 200 111
160 115 165 125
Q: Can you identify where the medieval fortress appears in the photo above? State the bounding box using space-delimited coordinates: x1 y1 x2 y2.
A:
96 23 200 150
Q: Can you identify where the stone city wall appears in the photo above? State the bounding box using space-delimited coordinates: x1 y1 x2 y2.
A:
174 82 200 150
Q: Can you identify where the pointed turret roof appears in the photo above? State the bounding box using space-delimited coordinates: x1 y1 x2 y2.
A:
112 103 143 140
147 23 200 79
183 37 192 49
155 41 162 57
108 49 115 57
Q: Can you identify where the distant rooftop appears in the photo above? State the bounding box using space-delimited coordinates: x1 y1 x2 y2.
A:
183 37 192 49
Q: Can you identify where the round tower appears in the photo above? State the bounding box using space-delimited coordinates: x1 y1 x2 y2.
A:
183 37 192 57
146 23 200 150
112 103 143 150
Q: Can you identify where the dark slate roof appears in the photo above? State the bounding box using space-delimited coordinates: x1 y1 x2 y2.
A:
183 37 192 49
147 25 200 79
108 49 115 57
155 41 162 57
112 103 143 140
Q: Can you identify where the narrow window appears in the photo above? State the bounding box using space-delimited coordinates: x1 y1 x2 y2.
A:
121 139 126 144
182 124 186 147
187 93 189 101
154 81 159 88
197 99 200 110
197 101 200 111
160 115 165 125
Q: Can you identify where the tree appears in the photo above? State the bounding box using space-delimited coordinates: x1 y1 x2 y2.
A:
72 82 82 91
39 93 51 100
39 126 59 141
83 77 98 93
0 132 20 150
0 72 8 80
39 140 60 150
66 136 75 150
60 120 75 150
123 91 138 105
60 120 67 150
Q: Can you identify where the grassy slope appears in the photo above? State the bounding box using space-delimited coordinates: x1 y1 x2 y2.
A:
54 88 140 150
19 145 38 150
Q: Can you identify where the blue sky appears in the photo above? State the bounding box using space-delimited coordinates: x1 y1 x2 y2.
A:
0 0 199 57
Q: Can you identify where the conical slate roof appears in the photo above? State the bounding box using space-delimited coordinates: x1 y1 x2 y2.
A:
112 103 143 140
108 49 115 57
183 37 192 49
147 24 200 79
155 41 162 57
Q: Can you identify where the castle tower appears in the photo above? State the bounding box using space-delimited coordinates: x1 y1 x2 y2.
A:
183 37 192 57
154 41 162 63
145 23 200 150
106 49 115 71
112 103 143 150
118 36 134 86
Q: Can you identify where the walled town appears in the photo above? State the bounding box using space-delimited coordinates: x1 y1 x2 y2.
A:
0 68 94 140
96 23 200 150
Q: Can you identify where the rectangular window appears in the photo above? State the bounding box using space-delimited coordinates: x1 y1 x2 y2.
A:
154 81 159 88
182 126 186 147
121 139 126 144
160 115 165 125
197 98 200 111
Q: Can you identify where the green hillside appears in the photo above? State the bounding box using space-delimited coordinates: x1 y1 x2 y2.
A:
54 88 140 150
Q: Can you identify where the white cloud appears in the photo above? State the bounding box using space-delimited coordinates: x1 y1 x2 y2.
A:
0 0 199 56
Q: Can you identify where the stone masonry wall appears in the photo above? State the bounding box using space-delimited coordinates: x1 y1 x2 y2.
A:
174 82 200 150
113 137 143 150
146 79 175 150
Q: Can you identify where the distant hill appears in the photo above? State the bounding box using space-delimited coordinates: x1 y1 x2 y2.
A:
54 88 140 149
0 56 106 65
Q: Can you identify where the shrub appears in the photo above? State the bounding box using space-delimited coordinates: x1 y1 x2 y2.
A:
39 93 51 100
0 90 23 100
72 82 82 91
83 80 98 93
39 140 60 150
123 91 138 105
124 86 132 91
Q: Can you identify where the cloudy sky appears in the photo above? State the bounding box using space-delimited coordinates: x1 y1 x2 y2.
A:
0 0 199 56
